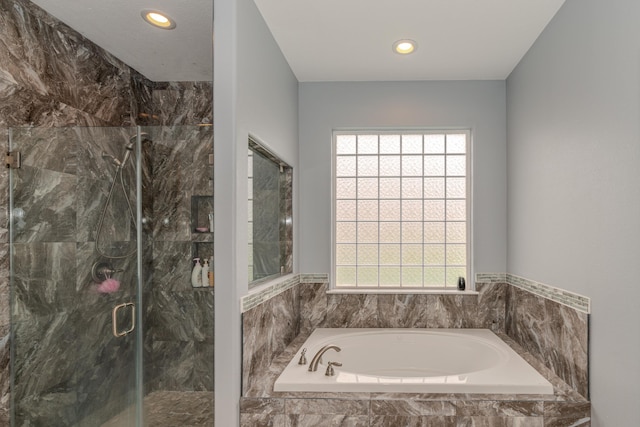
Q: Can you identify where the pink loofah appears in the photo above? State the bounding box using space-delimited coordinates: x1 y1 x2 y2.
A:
97 278 120 294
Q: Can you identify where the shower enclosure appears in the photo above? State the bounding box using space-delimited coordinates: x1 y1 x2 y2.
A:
8 125 214 426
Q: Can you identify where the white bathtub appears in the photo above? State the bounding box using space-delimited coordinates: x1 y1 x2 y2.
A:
274 328 554 394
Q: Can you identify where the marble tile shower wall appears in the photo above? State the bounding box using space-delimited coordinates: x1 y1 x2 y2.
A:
0 0 214 424
144 125 214 393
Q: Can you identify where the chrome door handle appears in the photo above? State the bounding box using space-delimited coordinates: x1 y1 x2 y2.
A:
112 302 135 337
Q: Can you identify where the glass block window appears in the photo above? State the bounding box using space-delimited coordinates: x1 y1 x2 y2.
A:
333 131 470 289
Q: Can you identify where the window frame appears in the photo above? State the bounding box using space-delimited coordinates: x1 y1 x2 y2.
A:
330 129 473 292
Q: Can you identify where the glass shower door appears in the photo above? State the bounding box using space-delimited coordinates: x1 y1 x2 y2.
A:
8 126 143 426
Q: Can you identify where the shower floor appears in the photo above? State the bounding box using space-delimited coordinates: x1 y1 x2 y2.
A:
101 391 214 426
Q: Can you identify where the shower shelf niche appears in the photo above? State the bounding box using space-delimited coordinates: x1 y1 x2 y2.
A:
190 195 214 289
191 195 213 234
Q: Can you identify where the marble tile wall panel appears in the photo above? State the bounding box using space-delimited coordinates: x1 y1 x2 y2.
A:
370 415 457 426
240 396 586 426
11 242 77 317
150 340 196 391
0 0 135 127
146 82 213 127
11 166 76 243
292 414 371 426
242 285 302 395
376 294 430 328
543 401 591 426
475 282 507 333
323 294 379 327
143 284 210 389
143 124 213 394
323 293 483 329
506 285 589 399
370 399 457 426
152 241 193 292
193 290 215 344
242 301 272 395
151 142 194 242
150 127 213 241
285 398 370 427
147 290 196 343
298 281 329 334
193 341 215 391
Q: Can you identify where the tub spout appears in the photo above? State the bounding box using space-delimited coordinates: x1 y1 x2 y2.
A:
308 344 341 372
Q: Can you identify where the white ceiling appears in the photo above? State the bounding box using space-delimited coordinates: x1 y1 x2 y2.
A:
255 0 566 82
29 0 565 83
30 0 214 82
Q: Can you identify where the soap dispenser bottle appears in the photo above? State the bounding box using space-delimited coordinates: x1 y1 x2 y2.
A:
191 258 202 287
201 258 210 289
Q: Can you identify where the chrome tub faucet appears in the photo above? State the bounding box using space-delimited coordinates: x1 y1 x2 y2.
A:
308 344 341 372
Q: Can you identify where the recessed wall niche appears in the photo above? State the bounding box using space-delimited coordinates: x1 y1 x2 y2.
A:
248 136 293 287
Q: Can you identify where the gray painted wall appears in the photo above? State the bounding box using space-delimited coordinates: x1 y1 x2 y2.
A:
214 0 298 425
506 0 640 424
298 81 507 279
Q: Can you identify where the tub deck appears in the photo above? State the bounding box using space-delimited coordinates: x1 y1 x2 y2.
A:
241 331 590 426
274 328 554 395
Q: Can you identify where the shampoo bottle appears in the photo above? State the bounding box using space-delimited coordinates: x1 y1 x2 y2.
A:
191 258 202 287
201 258 210 289
208 256 214 287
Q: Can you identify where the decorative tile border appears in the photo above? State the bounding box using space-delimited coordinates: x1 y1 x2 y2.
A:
475 272 591 314
244 272 591 314
242 274 330 312
475 272 507 283
241 275 300 313
299 273 329 283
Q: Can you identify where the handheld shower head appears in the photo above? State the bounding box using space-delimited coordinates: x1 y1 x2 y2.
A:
102 152 122 167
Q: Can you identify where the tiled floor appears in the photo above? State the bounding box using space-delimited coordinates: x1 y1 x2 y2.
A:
101 391 214 427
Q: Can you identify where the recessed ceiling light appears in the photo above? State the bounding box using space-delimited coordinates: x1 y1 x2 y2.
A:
393 39 417 55
141 10 176 30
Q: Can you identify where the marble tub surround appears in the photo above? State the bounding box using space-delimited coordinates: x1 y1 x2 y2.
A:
242 277 501 396
322 287 504 330
506 285 589 400
240 332 590 426
242 276 329 394
242 273 588 409
477 274 590 399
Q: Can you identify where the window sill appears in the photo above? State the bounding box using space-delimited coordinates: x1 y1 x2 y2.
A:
326 288 479 296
